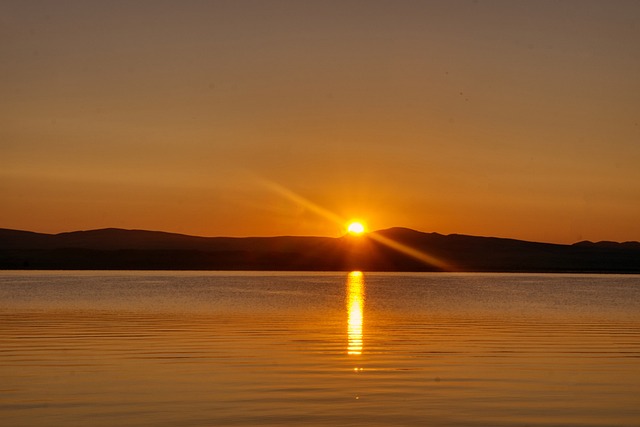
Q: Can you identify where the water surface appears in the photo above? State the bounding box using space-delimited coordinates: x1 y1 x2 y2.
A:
1 271 639 426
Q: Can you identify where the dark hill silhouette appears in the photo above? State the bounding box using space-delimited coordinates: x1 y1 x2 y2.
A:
0 227 638 272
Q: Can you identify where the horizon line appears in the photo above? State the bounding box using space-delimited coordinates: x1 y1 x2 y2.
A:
2 225 638 247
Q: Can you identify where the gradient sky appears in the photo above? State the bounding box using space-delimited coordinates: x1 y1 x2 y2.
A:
2 0 639 243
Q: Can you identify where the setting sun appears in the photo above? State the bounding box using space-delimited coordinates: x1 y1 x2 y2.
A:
347 221 366 235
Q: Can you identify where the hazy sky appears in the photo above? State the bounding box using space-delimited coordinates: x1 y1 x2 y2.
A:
2 0 639 243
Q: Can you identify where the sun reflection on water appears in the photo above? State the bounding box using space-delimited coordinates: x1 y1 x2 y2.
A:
347 271 365 355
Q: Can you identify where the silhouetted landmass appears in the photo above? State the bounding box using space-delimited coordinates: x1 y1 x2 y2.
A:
0 227 638 273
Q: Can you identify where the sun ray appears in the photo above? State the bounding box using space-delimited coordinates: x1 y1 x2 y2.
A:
367 231 453 271
260 178 455 271
261 180 346 226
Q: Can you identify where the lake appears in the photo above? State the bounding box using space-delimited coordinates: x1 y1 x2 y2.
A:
1 271 639 426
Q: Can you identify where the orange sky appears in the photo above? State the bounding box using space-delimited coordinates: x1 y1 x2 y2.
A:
2 1 639 243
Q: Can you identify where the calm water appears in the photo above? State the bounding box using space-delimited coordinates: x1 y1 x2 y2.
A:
1 271 639 426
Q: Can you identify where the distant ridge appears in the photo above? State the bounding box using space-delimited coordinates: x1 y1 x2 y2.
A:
0 227 638 273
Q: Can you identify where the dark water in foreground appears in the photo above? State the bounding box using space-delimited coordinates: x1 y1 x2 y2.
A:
1 271 639 426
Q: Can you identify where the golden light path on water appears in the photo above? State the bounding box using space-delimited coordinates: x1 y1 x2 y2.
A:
346 271 365 356
262 179 455 271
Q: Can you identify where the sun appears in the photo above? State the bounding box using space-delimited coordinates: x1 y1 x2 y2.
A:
347 221 366 235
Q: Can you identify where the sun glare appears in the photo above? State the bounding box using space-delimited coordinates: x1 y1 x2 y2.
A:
347 271 365 355
347 221 365 235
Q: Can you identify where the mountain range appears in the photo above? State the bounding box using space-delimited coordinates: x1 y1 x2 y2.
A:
1 227 639 273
